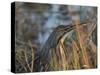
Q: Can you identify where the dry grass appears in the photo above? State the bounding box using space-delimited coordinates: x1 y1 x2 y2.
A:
49 21 97 70
15 21 97 72
15 41 35 72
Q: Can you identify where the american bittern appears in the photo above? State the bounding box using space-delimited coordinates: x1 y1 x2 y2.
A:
35 21 96 71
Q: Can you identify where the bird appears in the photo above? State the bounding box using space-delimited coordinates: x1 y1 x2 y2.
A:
34 21 95 71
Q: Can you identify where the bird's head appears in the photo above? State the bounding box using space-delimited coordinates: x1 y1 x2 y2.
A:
54 25 74 33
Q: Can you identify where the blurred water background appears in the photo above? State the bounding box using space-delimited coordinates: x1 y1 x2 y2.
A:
15 2 97 49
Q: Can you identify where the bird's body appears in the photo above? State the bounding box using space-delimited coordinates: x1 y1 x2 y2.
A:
39 25 75 69
35 21 95 71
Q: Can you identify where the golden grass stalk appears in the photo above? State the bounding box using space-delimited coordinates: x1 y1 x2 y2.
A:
72 39 80 69
59 41 68 70
75 21 90 68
